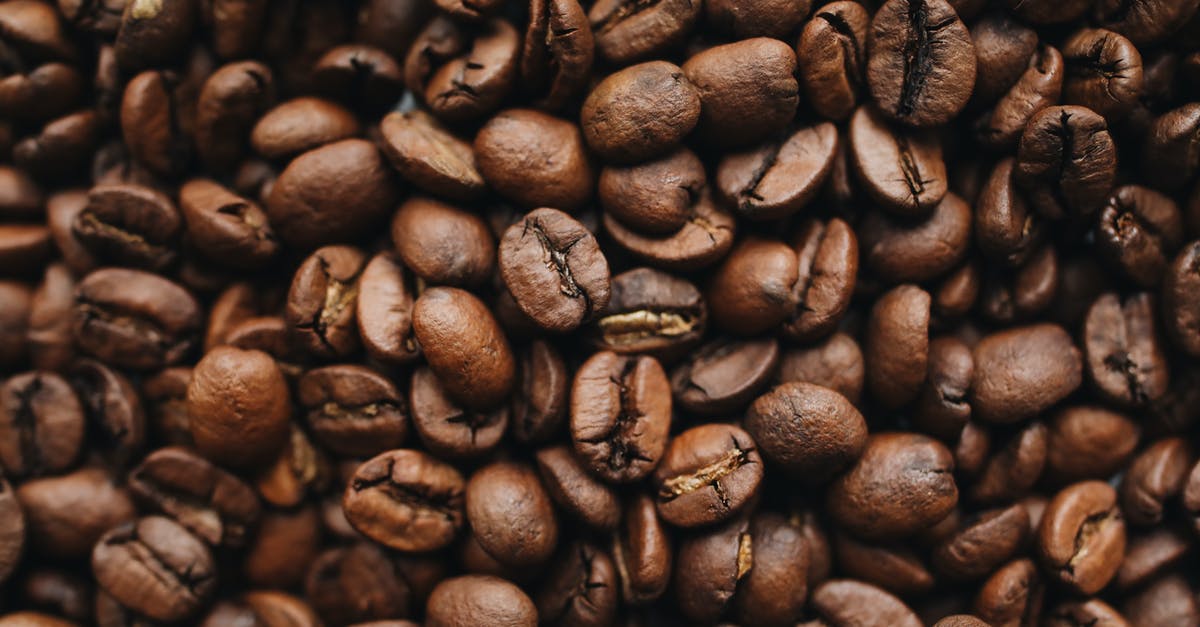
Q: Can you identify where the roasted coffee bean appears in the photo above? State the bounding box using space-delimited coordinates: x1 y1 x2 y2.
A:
976 158 1045 267
745 382 868 482
592 267 704 358
179 179 278 269
419 21 520 123
1062 28 1143 121
426 575 537 627
588 0 700 65
535 542 619 627
45 191 97 276
16 466 136 559
1095 185 1184 287
466 461 558 567
1120 437 1193 526
1116 527 1192 591
193 61 275 173
1043 599 1129 627
91 516 217 622
1044 405 1139 484
255 424 332 508
932 504 1029 580
861 193 971 283
1122 574 1200 627
114 0 196 72
672 515 750 621
250 97 359 160
654 423 762 528
912 337 973 441
286 245 367 359
536 444 621 530
797 1 869 121
244 505 321 589
187 346 291 468
500 207 610 333
1037 480 1126 595
729 513 809 626
682 38 799 148
312 45 405 115
707 0 809 38
201 591 321 627
849 105 947 217
72 184 180 271
73 268 200 371
1083 292 1169 407
129 447 259 547
715 123 839 221
602 188 737 271
598 148 704 236
521 0 593 111
267 139 399 250
1014 105 1117 220
778 332 865 404
1163 241 1200 357
509 340 569 444
69 359 146 467
118 70 191 178
581 61 700 164
0 286 30 367
476 109 594 211
414 286 516 410
0 472 23 585
0 372 84 478
303 542 416 625
833 533 934 596
810 579 922 627
343 449 465 553
20 569 92 622
970 13 1038 105
671 337 778 416
970 324 1083 424
0 227 52 278
12 110 101 180
866 0 976 127
978 244 1058 324
975 44 1064 150
392 197 494 288
827 432 957 540
972 558 1043 627
865 284 931 409
570 351 671 483
410 366 509 460
707 237 799 335
1005 0 1091 23
971 420 1049 504
356 251 421 366
377 110 486 202
298 364 408 458
1143 104 1200 192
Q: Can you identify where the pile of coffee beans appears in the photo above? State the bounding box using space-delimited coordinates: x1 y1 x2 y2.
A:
2 0 1200 624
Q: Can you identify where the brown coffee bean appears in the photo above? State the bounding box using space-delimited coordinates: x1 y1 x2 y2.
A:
602 187 736 271
73 268 200 371
343 449 466 553
179 178 279 269
827 432 957 540
972 558 1043 627
45 191 97 276
1045 405 1139 483
797 1 869 122
16 467 135 559
912 337 973 441
581 61 700 164
267 139 399 250
187 346 291 468
1062 28 1143 121
1115 527 1192 590
598 148 704 235
1044 599 1129 627
119 70 190 178
1121 573 1200 627
1096 185 1184 287
810 580 922 627
414 287 516 410
129 446 260 547
1083 292 1169 407
521 0 593 111
466 461 558 568
861 192 971 283
570 351 671 484
535 542 619 627
865 284 931 409
299 364 409 458
114 0 195 71
654 423 762 528
91 516 216 622
304 542 418 625
1037 480 1126 595
611 493 671 604
377 110 485 202
423 22 520 123
707 237 799 335
73 184 180 271
978 244 1059 324
255 423 333 508
975 44 1064 150
932 504 1030 580
867 0 976 127
250 97 359 160
672 515 750 621
833 533 934 596
849 105 948 217
356 251 421 367
194 61 275 172
1143 104 1200 192
778 332 865 404
426 575 537 627
0 372 84 479
499 207 611 333
392 197 495 288
588 0 700 65
716 123 838 221
671 337 779 417
13 110 101 179
682 38 799 148
592 267 705 358
1163 241 1200 357
975 158 1045 267
511 340 569 444
1120 437 1193 526
971 421 1049 504
244 505 320 589
969 13 1038 104
1095 0 1200 44
69 359 145 467
1014 105 1117 220
475 109 594 211
410 366 509 460
536 444 621 531
286 245 367 359
745 382 868 482
970 324 1083 424
312 45 405 115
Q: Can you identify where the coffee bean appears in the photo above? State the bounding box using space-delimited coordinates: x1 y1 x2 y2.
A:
13 110 101 180
128 447 259 548
298 364 409 458
466 461 558 567
243 505 320 589
592 267 704 358
286 245 367 359
976 158 1045 267
0 372 84 478
26 272 75 372
833 533 934 596
343 449 465 553
16 467 135 559
970 13 1038 104
1014 105 1117 220
970 324 1083 424
707 237 799 335
476 109 594 210
716 123 839 221
267 139 399 250
598 148 705 235
971 420 1049 504
255 423 332 508
304 542 416 624
1122 573 1200 627
1096 185 1184 287
707 0 809 37
682 38 799 148
91 516 216 622
746 382 868 482
1120 437 1193 526
392 197 495 288
582 61 700 164
0 472 22 586
588 0 700 65
201 591 322 627
672 515 750 621
1062 28 1143 121
420 21 520 123
849 105 947 217
356 251 421 366
861 192 971 283
1163 241 1200 357
932 504 1030 580
797 1 869 121
778 332 865 404
1037 480 1126 595
865 284 931 409
730 513 809 626
521 0 593 112
72 268 199 371
536 444 621 530
250 97 359 160
410 366 509 460
179 179 279 269
1083 292 1169 407
377 110 486 202
119 70 191 178
810 579 922 627
414 286 516 410
46 191 98 275
570 351 671 483
602 187 736 271
978 244 1058 324
73 184 181 271
187 346 291 468
867 0 976 127
511 340 569 444
912 337 973 441
1044 599 1129 627
499 207 611 333
1045 405 1139 484
972 558 1043 626
426 575 537 627
312 45 405 115
194 61 275 173
69 359 146 467
535 542 619 627
1143 104 1200 192
975 44 1064 150
671 337 779 417
828 432 957 540
114 0 195 72
654 423 762 528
